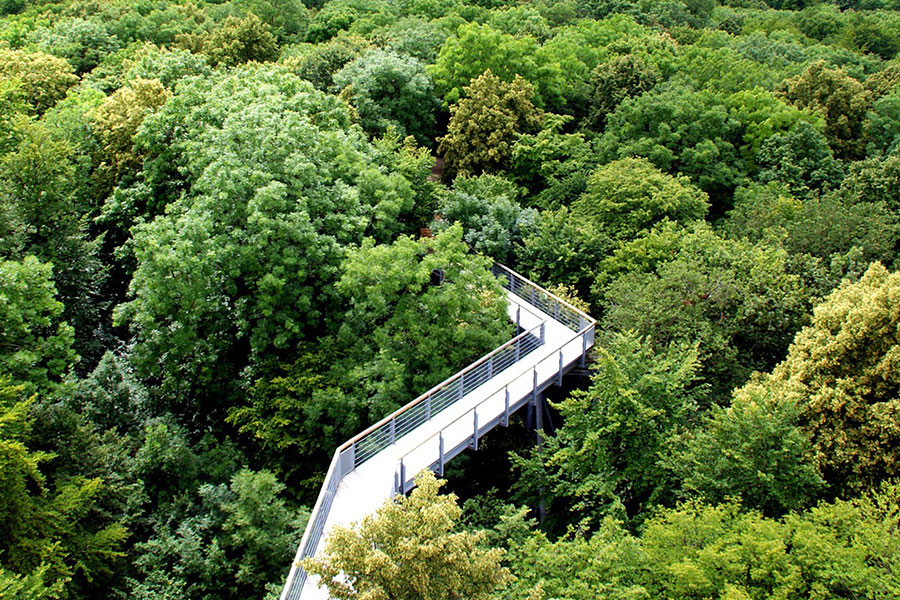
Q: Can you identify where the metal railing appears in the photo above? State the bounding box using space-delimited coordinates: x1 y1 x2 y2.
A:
347 321 545 469
396 321 594 495
492 263 592 333
281 264 596 600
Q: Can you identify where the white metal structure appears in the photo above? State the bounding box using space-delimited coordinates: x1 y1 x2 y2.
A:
281 264 596 600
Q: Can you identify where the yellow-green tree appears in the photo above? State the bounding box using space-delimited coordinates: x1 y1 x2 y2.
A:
772 262 900 494
90 78 170 192
303 470 511 600
438 70 543 179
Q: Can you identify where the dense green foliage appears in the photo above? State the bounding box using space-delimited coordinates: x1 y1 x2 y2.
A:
1 0 899 596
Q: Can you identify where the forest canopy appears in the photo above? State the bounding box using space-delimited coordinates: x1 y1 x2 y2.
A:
1 0 899 597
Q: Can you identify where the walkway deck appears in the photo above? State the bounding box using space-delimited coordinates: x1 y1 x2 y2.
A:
281 264 595 600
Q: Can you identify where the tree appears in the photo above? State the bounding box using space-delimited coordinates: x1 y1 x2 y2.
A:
588 53 660 130
332 49 439 145
770 262 900 494
864 91 900 156
90 78 170 193
335 225 511 411
839 154 900 213
433 174 538 262
130 468 306 600
0 121 107 367
121 43 211 89
756 121 844 197
438 70 543 179
303 470 511 600
571 157 709 241
725 88 824 164
597 85 746 208
201 13 279 67
0 47 79 114
599 225 810 399
512 332 701 531
781 60 870 160
118 66 418 411
0 379 128 598
213 0 310 44
286 33 371 91
27 17 122 75
0 257 76 395
428 22 542 106
864 61 900 99
668 377 824 516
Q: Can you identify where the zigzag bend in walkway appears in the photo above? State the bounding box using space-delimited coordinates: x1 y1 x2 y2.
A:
281 264 596 600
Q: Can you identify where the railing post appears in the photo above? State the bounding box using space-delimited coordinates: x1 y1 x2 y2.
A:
400 458 406 495
515 337 521 362
581 333 587 368
487 355 493 379
390 419 396 445
516 306 521 330
426 396 431 420
554 303 559 320
540 323 545 343
530 287 536 305
532 367 537 404
438 433 444 476
458 376 464 400
504 387 510 427
557 350 563 386
473 410 479 451
394 469 399 496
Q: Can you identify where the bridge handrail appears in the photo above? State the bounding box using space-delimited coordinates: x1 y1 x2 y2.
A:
491 263 594 332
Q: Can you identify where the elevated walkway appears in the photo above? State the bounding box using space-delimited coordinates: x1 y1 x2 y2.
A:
281 264 595 600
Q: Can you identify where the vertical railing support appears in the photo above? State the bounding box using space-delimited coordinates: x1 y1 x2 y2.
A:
426 396 431 421
503 387 510 427
540 323 545 343
473 411 479 451
557 350 563 386
532 367 538 404
390 419 396 445
458 376 464 400
400 459 406 495
487 356 493 379
581 333 588 368
516 306 521 330
515 337 521 362
438 433 445 476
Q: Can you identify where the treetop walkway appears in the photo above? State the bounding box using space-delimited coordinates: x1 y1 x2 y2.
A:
281 264 596 600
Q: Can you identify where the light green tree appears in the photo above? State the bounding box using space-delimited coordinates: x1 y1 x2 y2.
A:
571 157 709 241
303 470 511 600
336 224 511 410
668 377 825 516
0 257 76 395
332 49 439 144
428 22 541 106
